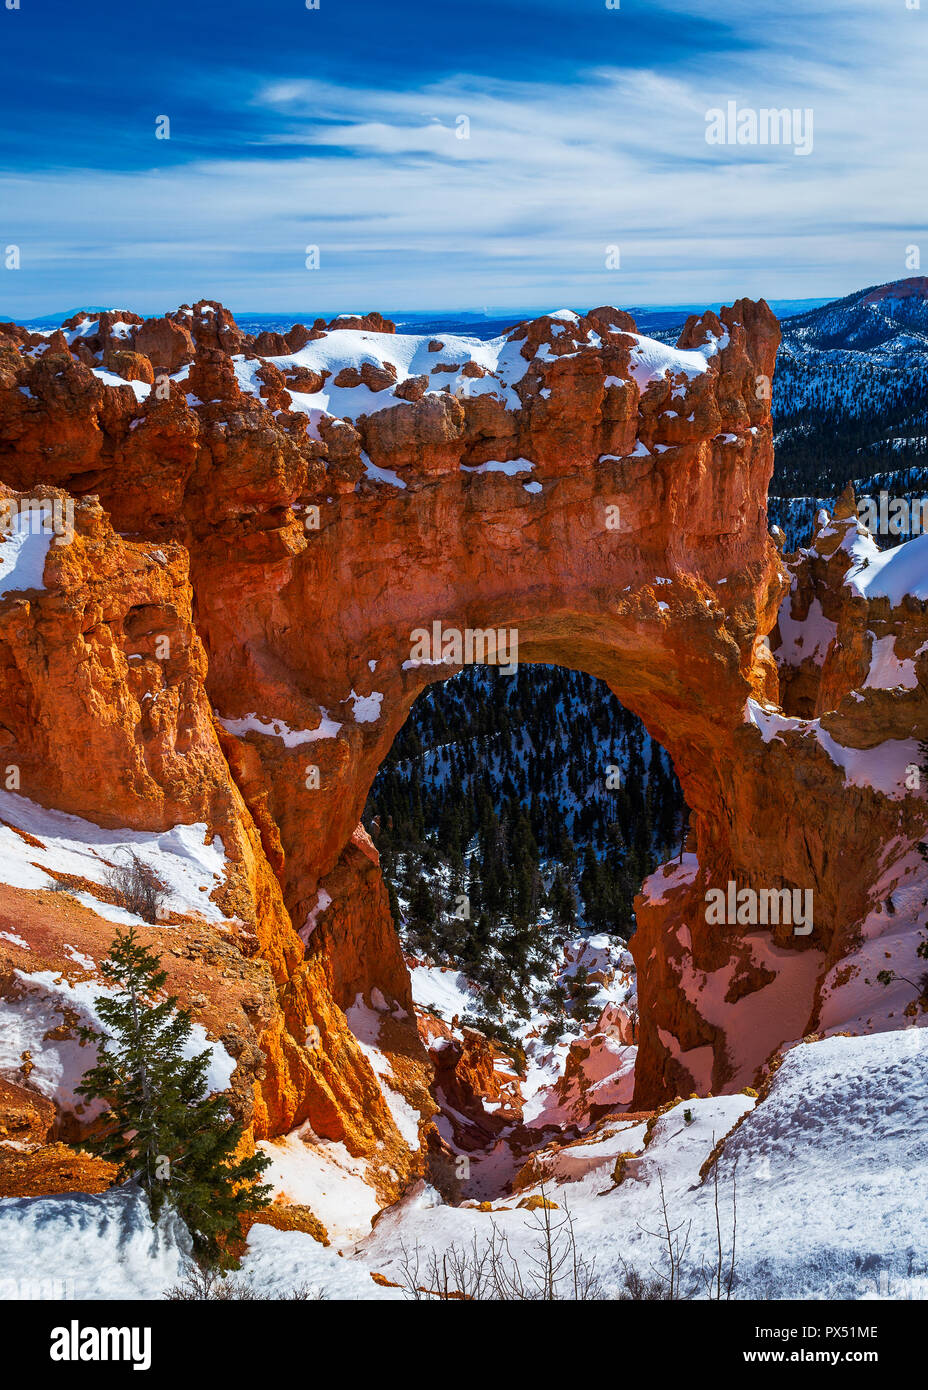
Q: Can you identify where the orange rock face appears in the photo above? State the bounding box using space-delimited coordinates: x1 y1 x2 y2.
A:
418 1010 523 1150
2 293 923 1187
0 485 427 1196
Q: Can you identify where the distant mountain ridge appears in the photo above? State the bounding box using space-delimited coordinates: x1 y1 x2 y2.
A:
2 297 830 340
781 275 928 360
769 276 928 532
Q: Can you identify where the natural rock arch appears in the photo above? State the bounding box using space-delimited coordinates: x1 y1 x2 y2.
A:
1 297 918 1186
178 296 801 1112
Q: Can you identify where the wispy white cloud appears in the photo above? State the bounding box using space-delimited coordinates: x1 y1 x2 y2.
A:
2 3 926 314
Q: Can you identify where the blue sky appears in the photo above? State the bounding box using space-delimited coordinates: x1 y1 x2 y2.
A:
1 0 925 316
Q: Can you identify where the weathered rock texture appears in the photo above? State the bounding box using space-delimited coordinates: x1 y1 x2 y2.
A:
1 296 924 1179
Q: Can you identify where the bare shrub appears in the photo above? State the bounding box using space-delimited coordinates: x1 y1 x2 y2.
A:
700 1151 737 1300
104 850 166 924
615 1265 670 1300
398 1189 604 1301
164 1263 325 1301
637 1170 694 1299
633 1159 739 1300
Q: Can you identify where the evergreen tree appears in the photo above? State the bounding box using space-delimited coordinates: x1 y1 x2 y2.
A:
567 965 599 1024
407 877 438 955
550 867 578 928
76 927 271 1266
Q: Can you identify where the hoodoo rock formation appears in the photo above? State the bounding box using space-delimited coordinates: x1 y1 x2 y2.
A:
1 298 926 1204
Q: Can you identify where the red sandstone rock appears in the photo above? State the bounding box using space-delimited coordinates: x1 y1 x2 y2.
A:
182 300 247 355
103 349 154 385
134 315 195 372
418 1012 523 1151
360 360 397 392
328 312 395 334
285 324 313 352
252 331 289 356
393 374 428 402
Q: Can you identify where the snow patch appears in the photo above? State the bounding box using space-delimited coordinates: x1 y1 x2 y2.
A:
0 789 229 924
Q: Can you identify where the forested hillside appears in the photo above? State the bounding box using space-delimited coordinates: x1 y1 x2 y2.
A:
364 665 685 1025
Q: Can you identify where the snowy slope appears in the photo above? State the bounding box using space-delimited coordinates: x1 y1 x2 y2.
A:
0 968 236 1119
354 1029 928 1301
0 1187 190 1300
0 508 55 597
0 789 230 926
230 316 728 444
2 1024 926 1298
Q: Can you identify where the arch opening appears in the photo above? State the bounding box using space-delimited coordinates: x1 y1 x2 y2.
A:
359 661 689 1199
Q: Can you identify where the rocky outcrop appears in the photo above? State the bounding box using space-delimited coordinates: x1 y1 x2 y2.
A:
0 478 431 1204
631 480 928 1105
419 1012 523 1151
2 294 924 1199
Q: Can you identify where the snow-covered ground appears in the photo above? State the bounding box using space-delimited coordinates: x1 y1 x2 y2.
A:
0 788 230 926
0 1187 191 1301
0 506 56 597
4 1029 926 1300
0 968 236 1121
256 1127 382 1244
224 316 729 449
818 841 928 1036
408 962 480 1020
352 1029 928 1300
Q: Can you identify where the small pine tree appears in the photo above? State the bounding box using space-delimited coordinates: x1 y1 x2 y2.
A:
567 965 599 1024
76 926 271 1266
